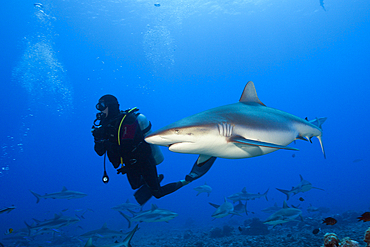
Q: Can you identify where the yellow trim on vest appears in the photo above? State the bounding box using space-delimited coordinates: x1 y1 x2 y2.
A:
117 107 137 164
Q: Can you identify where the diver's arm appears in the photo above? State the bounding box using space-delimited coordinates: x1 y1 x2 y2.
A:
94 140 107 156
92 126 108 156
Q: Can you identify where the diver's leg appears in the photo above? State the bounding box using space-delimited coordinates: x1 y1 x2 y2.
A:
185 156 217 182
135 156 186 203
126 168 144 190
133 156 163 205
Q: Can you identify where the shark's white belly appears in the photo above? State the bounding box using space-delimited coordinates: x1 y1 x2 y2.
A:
169 127 297 159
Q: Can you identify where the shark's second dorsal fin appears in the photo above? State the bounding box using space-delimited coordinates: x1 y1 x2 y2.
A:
239 81 266 106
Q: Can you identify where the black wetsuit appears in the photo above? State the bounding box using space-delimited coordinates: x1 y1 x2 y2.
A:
94 109 183 199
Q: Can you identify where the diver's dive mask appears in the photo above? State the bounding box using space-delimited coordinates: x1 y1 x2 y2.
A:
96 101 107 111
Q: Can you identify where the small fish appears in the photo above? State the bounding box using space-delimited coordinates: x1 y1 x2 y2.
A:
34 3 43 8
322 217 337 225
154 3 160 7
358 212 370 222
353 159 363 163
4 228 13 235
299 197 304 202
312 228 321 234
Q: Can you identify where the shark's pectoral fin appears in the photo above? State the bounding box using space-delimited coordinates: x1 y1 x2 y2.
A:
209 202 220 208
196 155 213 166
229 136 299 151
312 186 325 191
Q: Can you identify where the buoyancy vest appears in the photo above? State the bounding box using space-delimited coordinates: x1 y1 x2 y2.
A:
106 108 152 169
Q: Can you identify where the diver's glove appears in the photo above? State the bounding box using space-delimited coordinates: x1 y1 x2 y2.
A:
91 125 106 142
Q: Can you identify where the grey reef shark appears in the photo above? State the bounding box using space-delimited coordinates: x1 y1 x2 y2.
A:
145 81 326 165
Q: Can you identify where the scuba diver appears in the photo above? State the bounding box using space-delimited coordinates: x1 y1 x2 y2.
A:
92 94 216 205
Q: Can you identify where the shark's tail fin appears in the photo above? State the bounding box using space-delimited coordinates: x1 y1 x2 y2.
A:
276 188 291 200
263 188 269 201
309 117 327 159
122 224 139 246
29 190 41 204
24 221 32 235
119 211 133 228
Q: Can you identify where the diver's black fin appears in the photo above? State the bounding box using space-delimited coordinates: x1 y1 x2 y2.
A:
185 156 216 182
134 174 164 206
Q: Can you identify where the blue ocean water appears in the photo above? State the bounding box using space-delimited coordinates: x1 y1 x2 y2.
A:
1 0 369 246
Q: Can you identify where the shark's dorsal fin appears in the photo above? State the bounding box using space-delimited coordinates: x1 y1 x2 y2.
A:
151 204 158 211
283 201 289 208
61 186 68 192
241 187 247 193
126 199 130 203
32 218 41 223
84 238 93 247
239 81 266 106
102 223 107 229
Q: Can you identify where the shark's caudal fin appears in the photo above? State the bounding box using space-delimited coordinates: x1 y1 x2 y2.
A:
309 117 327 158
263 188 269 201
122 224 139 247
24 221 32 235
29 190 41 204
119 211 133 228
276 188 292 200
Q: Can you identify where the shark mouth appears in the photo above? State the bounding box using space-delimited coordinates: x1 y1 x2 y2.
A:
168 142 194 149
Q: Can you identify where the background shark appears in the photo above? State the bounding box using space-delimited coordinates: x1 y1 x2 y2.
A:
80 223 129 240
263 201 302 227
30 186 87 203
209 198 238 218
145 81 326 164
84 224 139 247
227 187 269 202
193 182 212 197
0 205 16 214
24 213 80 235
276 174 324 200
111 199 141 213
119 204 178 228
